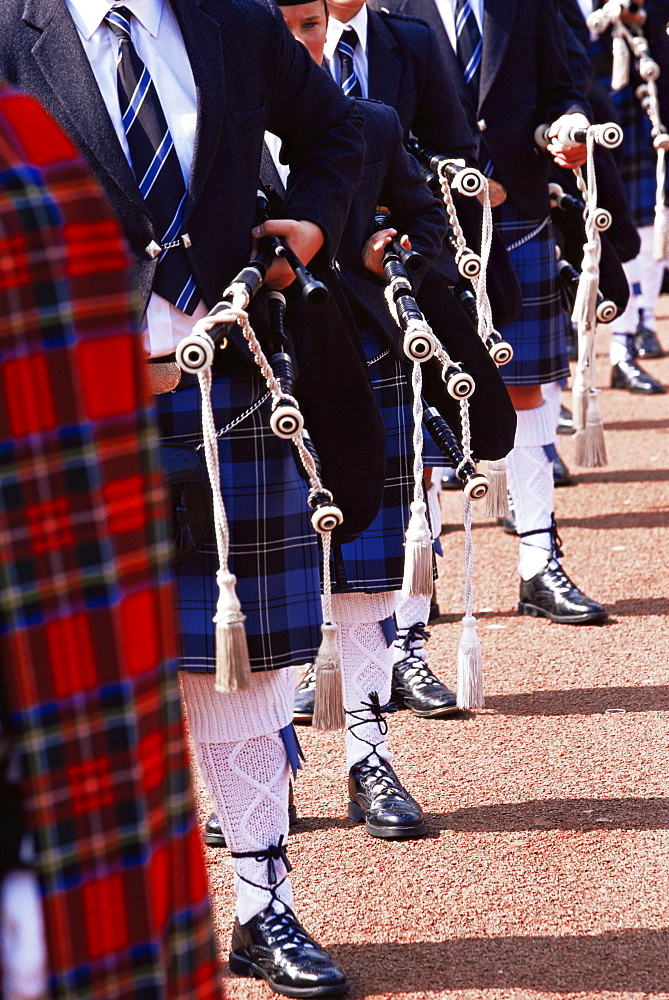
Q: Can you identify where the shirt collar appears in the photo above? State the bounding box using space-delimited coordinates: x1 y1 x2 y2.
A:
325 4 369 64
65 0 163 40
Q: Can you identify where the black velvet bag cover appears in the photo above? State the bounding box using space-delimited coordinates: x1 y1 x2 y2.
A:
416 268 517 461
284 269 386 546
160 442 212 562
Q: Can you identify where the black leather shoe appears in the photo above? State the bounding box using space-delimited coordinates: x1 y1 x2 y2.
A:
205 787 298 848
392 656 458 718
518 564 606 625
497 510 518 535
634 325 664 359
293 663 315 724
348 754 426 839
557 404 575 435
229 903 348 997
553 451 574 487
204 811 227 848
441 466 461 490
611 359 666 394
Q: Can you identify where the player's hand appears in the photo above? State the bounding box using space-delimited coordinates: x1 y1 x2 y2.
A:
546 112 591 169
621 0 645 26
362 229 411 276
251 219 325 289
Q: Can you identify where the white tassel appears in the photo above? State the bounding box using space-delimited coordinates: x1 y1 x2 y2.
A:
571 241 600 331
611 31 630 90
574 391 608 468
214 570 251 693
653 146 668 260
456 614 484 709
485 458 508 517
401 500 434 598
312 623 345 731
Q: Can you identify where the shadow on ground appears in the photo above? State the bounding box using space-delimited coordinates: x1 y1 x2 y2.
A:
485 684 669 716
333 928 669 997
430 796 669 832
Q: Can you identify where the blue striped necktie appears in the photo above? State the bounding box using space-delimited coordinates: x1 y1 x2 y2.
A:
454 0 482 97
105 6 199 314
337 27 362 97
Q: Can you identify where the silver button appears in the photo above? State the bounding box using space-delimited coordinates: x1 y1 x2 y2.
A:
145 240 162 259
181 233 191 248
477 119 487 132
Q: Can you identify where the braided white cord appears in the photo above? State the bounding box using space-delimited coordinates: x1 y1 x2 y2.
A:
438 161 495 346
474 180 495 343
573 129 600 389
321 531 333 625
198 367 231 569
438 161 468 256
433 341 460 371
194 284 330 505
459 397 475 619
411 360 424 506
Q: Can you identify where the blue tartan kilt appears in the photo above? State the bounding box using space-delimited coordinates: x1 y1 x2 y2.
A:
154 369 323 673
334 332 413 593
493 201 570 386
608 81 656 228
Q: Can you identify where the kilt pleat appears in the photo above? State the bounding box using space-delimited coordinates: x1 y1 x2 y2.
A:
608 82 656 229
154 370 323 673
334 332 413 592
493 202 570 386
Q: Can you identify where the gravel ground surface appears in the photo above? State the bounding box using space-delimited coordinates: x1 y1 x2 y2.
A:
191 319 669 1000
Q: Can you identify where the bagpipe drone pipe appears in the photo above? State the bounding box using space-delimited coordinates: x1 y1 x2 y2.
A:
351 209 516 464
176 188 385 546
406 139 523 328
548 171 632 316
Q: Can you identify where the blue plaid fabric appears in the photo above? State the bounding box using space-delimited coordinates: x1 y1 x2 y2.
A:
492 201 570 386
154 370 323 672
608 82 656 228
333 331 413 592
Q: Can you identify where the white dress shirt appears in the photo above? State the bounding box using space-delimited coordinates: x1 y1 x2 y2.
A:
434 0 484 50
64 0 207 357
324 5 370 98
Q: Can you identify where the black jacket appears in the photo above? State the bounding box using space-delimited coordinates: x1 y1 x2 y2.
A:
373 0 590 219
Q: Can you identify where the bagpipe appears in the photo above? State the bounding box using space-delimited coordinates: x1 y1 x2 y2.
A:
174 190 382 708
586 0 669 259
374 208 506 712
534 117 626 468
406 139 523 329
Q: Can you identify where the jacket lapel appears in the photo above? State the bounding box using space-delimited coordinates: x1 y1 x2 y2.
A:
478 0 517 110
396 0 451 53
367 11 402 109
23 0 143 206
172 0 225 218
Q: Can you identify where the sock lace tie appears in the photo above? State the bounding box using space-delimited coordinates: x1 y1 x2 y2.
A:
230 836 293 887
518 514 564 561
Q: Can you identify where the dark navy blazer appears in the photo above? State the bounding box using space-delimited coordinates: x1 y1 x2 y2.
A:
365 7 476 162
0 0 366 315
373 0 590 219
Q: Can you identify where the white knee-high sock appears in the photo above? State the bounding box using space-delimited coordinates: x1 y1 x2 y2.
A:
331 591 396 770
506 402 556 581
393 594 430 665
637 224 665 325
610 224 665 347
180 670 296 924
541 380 564 433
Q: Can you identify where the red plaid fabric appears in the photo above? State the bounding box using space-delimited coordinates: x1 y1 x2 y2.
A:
0 83 220 1000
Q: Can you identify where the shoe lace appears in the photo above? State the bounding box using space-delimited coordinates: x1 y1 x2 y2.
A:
261 904 319 953
398 621 430 653
395 654 439 691
230 836 292 886
297 662 316 692
518 513 564 561
346 691 396 756
355 753 403 799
